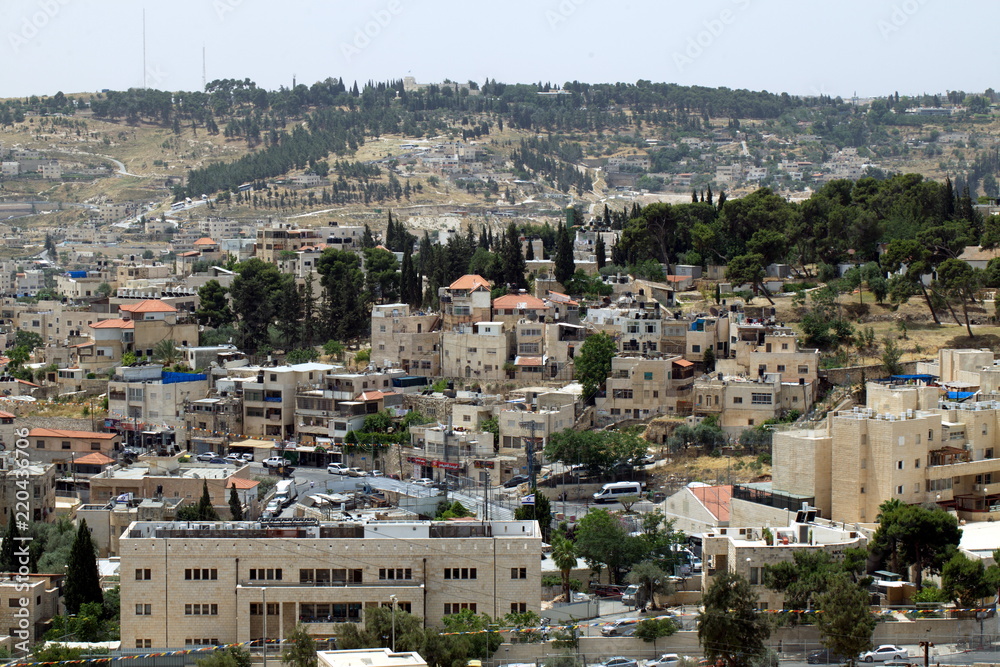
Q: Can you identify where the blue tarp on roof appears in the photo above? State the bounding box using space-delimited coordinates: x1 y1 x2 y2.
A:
946 391 976 400
890 374 936 381
161 372 207 384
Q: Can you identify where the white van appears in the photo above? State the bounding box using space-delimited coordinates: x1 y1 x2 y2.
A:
592 481 643 504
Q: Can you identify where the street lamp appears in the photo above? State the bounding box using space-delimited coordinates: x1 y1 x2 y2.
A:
389 594 397 652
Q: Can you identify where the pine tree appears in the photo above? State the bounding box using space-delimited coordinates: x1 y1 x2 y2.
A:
692 189 698 203
602 204 611 227
595 235 606 270
301 274 317 348
361 224 376 249
554 222 576 285
229 485 243 521
64 520 103 615
499 222 527 290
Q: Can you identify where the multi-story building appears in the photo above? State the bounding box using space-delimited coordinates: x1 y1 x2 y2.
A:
597 355 695 423
183 395 244 453
107 364 210 440
370 303 441 375
119 518 542 647
234 362 338 439
0 457 56 523
0 574 62 646
491 294 550 329
27 428 121 469
441 322 512 381
693 373 813 433
439 275 492 330
255 224 325 264
498 402 575 460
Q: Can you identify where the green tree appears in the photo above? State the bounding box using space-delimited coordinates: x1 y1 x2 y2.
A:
633 617 678 648
229 258 284 355
338 606 424 652
363 247 401 304
194 480 220 521
281 624 317 667
96 282 113 298
698 571 770 667
64 520 103 615
574 331 616 403
317 249 368 341
595 235 607 270
551 532 577 602
323 340 345 361
0 513 20 572
499 222 527 290
554 221 576 284
942 552 992 607
726 253 771 304
702 345 716 372
574 509 645 584
935 257 981 338
196 645 252 667
625 561 675 610
228 484 243 520
152 339 180 366
814 573 876 666
870 503 961 586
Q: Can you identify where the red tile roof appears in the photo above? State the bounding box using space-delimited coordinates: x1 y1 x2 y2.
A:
90 318 134 329
448 275 491 291
493 294 550 310
514 356 544 367
690 484 732 522
547 291 579 306
73 452 115 465
0 411 15 419
226 477 259 489
119 299 177 314
356 391 386 401
193 237 217 246
178 251 201 258
673 359 694 367
28 428 118 440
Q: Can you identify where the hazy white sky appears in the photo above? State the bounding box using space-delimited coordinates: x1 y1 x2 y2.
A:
2 0 995 99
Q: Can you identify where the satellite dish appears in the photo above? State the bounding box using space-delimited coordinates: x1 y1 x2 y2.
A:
709 307 719 316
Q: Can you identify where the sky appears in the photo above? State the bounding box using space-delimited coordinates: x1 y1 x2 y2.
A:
1 0 996 100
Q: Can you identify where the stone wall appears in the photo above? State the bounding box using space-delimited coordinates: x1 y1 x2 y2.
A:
821 360 921 386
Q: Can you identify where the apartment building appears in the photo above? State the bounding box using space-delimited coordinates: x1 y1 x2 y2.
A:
693 373 813 433
597 355 695 423
119 518 542 647
441 322 512 381
0 458 56 523
764 373 1000 525
183 396 244 453
0 574 62 646
491 294 550 329
255 224 326 264
107 364 209 437
498 402 574 460
439 275 492 330
370 303 441 375
235 362 338 440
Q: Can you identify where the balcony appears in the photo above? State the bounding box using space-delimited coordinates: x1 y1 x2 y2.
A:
928 446 971 466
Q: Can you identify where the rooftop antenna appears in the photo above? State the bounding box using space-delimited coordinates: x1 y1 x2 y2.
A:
142 8 147 89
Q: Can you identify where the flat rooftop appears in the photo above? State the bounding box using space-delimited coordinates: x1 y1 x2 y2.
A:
124 518 541 540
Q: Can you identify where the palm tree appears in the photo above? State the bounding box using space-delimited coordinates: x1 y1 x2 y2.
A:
152 339 180 366
552 533 577 603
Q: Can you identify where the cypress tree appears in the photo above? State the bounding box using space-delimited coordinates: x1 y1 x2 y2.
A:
595 235 606 270
706 185 713 206
525 239 535 261
229 485 243 521
499 223 527 290
64 520 103 615
0 513 18 573
554 222 576 285
197 481 220 521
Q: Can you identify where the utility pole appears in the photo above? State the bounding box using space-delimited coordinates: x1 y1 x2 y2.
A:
919 641 934 667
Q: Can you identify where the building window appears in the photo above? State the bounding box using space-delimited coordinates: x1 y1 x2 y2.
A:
896 461 903 470
184 638 220 646
185 569 218 580
61 441 71 450
692 345 701 353
250 603 279 616
928 429 934 441
644 372 653 380
379 568 412 580
444 603 477 615
510 602 527 614
797 365 809 374
733 396 743 404
896 486 904 495
248 568 282 581
511 567 527 579
136 640 152 649
915 458 921 469
35 441 44 449
776 365 786 373
135 569 151 580
748 567 761 585
750 393 772 405
444 568 477 580
184 604 218 616
987 448 995 459
135 604 151 615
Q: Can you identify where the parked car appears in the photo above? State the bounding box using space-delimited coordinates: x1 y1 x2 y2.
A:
195 452 217 462
239 452 254 461
808 649 847 664
594 657 638 667
600 619 638 637
347 467 366 477
592 584 625 599
503 475 529 488
262 499 280 519
327 463 348 475
262 456 290 468
860 646 908 663
369 470 384 477
208 457 227 464
647 655 681 667
223 454 243 464
412 478 434 487
387 473 401 480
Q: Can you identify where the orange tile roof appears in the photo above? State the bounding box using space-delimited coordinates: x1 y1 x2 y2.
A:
90 318 134 329
178 251 201 258
514 356 544 367
665 275 691 283
448 275 491 291
493 293 550 310
226 477 260 489
673 359 694 367
193 237 217 245
119 299 177 314
28 428 118 440
0 411 15 419
547 291 579 306
73 452 115 465
356 390 386 401
690 484 732 522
